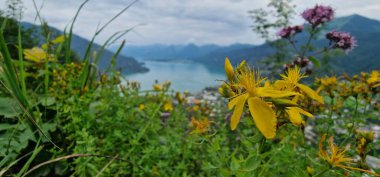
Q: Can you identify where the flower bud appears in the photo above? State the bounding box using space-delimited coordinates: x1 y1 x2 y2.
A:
225 58 234 81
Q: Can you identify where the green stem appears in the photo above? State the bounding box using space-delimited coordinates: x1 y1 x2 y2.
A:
301 28 317 58
342 97 359 145
287 38 300 54
325 97 334 137
17 22 27 97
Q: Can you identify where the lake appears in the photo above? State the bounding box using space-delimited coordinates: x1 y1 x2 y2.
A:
124 60 226 93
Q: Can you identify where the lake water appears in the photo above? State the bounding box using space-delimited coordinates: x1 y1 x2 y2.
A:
124 60 225 93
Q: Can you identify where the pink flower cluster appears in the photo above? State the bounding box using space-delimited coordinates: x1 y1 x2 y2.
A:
276 25 304 38
326 30 357 53
301 5 334 27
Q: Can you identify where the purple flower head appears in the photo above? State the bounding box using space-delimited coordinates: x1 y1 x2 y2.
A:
277 25 304 38
301 5 334 27
326 30 357 53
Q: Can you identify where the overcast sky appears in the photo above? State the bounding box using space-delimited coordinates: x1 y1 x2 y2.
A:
2 0 380 46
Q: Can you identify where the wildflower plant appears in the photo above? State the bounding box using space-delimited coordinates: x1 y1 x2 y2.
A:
275 4 357 74
221 58 318 139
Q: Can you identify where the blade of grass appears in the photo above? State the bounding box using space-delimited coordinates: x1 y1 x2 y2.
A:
87 28 133 88
109 40 125 72
93 28 134 66
31 0 45 23
0 151 33 176
64 0 90 63
16 140 43 177
17 22 26 97
21 154 132 177
0 80 60 149
0 20 28 107
78 0 139 90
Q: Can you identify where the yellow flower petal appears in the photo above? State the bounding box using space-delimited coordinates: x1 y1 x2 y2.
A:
319 134 328 158
256 87 300 98
293 107 314 118
229 94 248 130
52 35 65 44
286 107 313 126
228 93 247 109
273 80 291 90
296 83 324 104
225 57 234 81
24 47 47 63
286 107 303 125
247 97 276 139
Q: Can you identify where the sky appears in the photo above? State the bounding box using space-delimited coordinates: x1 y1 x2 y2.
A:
2 0 380 46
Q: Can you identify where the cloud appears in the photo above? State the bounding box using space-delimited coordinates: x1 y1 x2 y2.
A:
1 0 379 45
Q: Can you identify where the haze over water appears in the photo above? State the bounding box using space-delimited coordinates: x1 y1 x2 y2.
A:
125 60 225 93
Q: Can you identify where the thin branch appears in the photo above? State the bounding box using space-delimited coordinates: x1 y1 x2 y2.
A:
21 154 130 177
95 154 119 177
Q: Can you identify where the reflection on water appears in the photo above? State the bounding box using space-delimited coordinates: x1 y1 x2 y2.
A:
124 60 225 93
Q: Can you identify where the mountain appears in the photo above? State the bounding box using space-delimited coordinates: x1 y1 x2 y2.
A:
22 22 148 74
196 14 380 74
321 15 380 73
114 14 380 75
114 43 222 60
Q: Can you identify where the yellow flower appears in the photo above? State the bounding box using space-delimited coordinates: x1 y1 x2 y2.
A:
225 58 234 81
192 105 200 112
218 82 235 98
191 117 213 134
306 166 314 174
24 47 48 63
275 66 324 104
285 106 313 126
175 92 186 104
319 134 352 168
138 104 145 111
42 35 66 49
367 70 380 88
228 64 299 139
319 134 380 176
316 76 338 96
153 84 162 91
51 35 65 44
162 100 173 112
352 82 368 95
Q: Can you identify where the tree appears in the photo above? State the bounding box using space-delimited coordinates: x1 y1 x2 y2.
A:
248 0 296 76
0 11 39 59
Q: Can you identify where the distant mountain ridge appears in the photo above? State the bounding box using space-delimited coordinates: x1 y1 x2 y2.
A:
22 22 148 74
195 14 380 74
115 43 253 60
115 14 380 74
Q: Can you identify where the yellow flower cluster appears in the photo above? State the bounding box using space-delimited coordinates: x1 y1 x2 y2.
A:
355 130 374 161
317 71 380 99
220 58 323 139
319 134 380 176
162 99 174 112
50 62 83 97
190 117 213 134
153 81 171 91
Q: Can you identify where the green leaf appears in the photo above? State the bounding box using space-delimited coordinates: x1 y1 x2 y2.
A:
230 155 240 172
0 124 16 131
0 97 22 118
243 155 261 171
309 56 321 67
40 96 56 107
